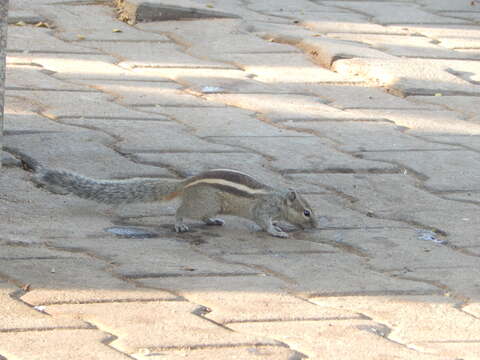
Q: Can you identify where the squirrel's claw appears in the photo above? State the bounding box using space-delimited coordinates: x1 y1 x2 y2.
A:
175 223 190 233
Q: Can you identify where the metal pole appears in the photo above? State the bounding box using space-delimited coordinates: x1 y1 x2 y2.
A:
0 0 8 169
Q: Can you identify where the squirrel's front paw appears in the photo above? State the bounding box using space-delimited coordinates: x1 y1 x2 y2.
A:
175 223 190 233
267 226 289 238
204 218 225 226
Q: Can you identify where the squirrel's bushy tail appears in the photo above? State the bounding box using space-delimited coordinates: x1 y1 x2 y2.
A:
39 169 181 204
5 147 181 204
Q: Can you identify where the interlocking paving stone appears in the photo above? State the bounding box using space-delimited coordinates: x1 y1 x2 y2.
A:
176 68 291 94
0 168 115 244
362 149 480 191
221 251 437 297
0 283 87 330
46 236 256 279
350 109 480 135
282 120 458 152
302 12 406 34
6 25 101 54
6 64 95 91
61 118 238 153
333 58 480 96
219 51 356 84
386 24 480 50
292 173 480 248
155 106 296 137
129 66 303 93
428 59 480 84
248 0 338 13
8 90 170 120
390 266 480 302
327 33 472 59
313 295 480 356
132 345 300 360
82 41 233 69
407 95 480 118
446 11 480 22
4 130 174 178
7 9 48 25
0 249 176 305
72 79 216 107
298 37 396 68
422 133 480 151
212 136 399 173
40 4 170 41
3 0 480 358
310 84 439 110
5 112 82 133
189 230 334 256
137 18 296 57
133 152 275 181
141 274 364 324
312 227 478 271
418 0 480 11
0 329 133 359
7 53 131 80
46 302 277 353
464 303 480 318
118 0 241 23
439 190 480 204
322 1 470 25
229 320 442 360
204 93 367 121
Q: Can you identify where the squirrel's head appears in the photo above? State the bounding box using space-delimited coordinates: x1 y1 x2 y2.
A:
282 189 317 230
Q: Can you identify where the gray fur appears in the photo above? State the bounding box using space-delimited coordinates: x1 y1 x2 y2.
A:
7 149 317 237
37 169 181 205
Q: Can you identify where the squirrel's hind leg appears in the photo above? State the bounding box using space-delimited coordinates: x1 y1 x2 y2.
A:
203 217 225 226
175 187 223 232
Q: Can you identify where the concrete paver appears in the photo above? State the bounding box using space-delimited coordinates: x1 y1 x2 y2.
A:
327 33 474 59
212 135 400 173
7 25 102 54
407 95 480 118
221 252 438 297
314 295 480 356
362 150 480 191
350 108 480 135
0 283 87 330
0 329 133 360
323 1 470 25
293 173 480 248
298 36 397 68
46 301 278 354
6 64 95 91
132 345 301 360
2 0 480 358
310 84 439 110
41 4 170 42
282 119 458 152
141 274 364 324
333 58 480 96
230 319 443 360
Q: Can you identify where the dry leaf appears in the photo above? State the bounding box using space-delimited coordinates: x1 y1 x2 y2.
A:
77 34 86 40
112 28 122 33
35 22 50 28
15 21 26 26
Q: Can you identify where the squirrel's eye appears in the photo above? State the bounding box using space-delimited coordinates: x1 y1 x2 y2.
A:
303 209 311 217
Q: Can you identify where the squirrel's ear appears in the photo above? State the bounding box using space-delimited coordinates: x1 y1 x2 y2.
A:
286 190 297 202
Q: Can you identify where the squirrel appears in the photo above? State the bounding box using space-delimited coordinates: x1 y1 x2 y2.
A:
6 147 317 238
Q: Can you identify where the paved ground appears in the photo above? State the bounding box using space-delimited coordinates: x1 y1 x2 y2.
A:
1 0 480 358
